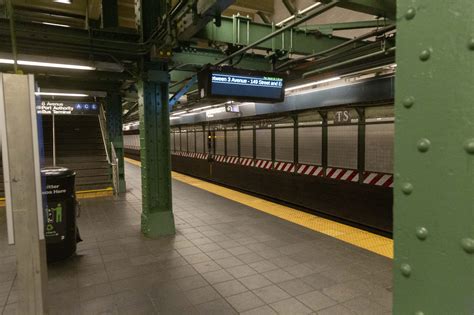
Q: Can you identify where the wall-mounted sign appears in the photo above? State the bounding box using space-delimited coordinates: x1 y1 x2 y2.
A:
36 101 99 115
333 110 352 124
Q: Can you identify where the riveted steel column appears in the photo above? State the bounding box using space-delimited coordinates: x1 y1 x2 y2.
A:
138 66 175 238
356 108 365 183
320 111 328 176
394 1 474 314
293 115 299 168
106 91 126 193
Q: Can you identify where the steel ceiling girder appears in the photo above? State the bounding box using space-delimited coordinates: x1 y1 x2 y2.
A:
196 15 349 56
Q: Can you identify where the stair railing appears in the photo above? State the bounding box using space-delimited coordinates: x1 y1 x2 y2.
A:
98 105 118 194
110 142 120 196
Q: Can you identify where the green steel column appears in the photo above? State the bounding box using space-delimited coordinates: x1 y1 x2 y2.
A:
356 108 365 183
106 92 126 193
138 66 175 238
394 1 474 314
320 111 328 176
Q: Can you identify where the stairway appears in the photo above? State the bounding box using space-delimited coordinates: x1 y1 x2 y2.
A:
0 115 112 198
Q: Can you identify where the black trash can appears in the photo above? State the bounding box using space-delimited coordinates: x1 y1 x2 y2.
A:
41 167 78 262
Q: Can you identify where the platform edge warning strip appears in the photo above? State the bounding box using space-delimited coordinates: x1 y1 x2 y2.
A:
125 158 393 259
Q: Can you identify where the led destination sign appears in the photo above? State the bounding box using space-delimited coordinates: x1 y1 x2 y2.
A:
199 67 285 103
211 73 284 101
36 101 99 115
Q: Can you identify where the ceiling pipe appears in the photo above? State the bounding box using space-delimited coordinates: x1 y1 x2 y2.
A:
277 23 396 70
302 46 396 78
256 11 271 24
282 0 297 15
215 0 340 66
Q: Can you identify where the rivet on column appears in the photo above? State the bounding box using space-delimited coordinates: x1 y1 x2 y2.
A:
464 139 474 154
416 227 428 240
403 96 415 108
401 182 413 195
419 49 431 61
417 139 431 153
405 8 416 20
401 263 412 277
468 38 474 50
460 238 474 254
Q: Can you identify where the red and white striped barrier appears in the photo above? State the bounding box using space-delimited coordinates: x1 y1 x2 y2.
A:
226 156 240 164
240 158 253 166
273 161 295 172
172 152 393 188
254 160 273 169
297 164 324 177
325 168 359 183
363 172 393 187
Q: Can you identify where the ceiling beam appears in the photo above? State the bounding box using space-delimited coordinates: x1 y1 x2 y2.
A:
337 0 396 20
196 15 349 56
297 20 394 35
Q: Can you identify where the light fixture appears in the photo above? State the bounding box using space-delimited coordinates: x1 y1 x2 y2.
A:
285 76 340 92
35 92 88 97
189 105 212 112
171 110 187 116
41 22 70 28
0 59 95 70
170 117 180 120
276 2 321 26
53 0 72 4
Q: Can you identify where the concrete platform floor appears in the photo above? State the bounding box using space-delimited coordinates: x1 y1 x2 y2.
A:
0 162 392 314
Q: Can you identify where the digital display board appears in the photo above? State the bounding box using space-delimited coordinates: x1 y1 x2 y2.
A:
36 101 99 115
198 67 285 103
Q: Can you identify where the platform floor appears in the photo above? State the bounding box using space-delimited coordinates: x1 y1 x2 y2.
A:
0 162 392 314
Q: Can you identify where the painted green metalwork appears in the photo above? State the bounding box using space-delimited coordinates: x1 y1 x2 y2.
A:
320 111 328 176
394 1 474 313
138 67 175 238
197 16 349 55
106 92 126 193
356 108 365 184
339 0 395 19
297 20 394 35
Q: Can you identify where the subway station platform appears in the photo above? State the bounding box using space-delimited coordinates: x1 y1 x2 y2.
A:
0 162 392 314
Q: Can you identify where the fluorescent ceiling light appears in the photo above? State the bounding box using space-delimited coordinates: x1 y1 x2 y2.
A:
190 105 212 112
171 110 187 116
0 58 95 70
285 76 340 92
54 0 72 4
276 2 321 26
42 22 70 28
35 92 88 97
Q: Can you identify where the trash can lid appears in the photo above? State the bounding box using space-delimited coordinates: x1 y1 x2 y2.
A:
41 166 76 178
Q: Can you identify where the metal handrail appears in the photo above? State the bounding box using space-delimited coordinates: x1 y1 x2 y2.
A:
98 105 111 164
98 105 119 194
110 142 119 195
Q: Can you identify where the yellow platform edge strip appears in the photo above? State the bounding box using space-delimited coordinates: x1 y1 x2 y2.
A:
125 158 393 258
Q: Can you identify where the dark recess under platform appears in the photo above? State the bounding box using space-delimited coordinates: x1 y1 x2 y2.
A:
125 151 393 236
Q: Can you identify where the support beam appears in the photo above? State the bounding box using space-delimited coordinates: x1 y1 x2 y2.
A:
102 0 119 28
169 75 197 108
338 0 395 20
106 91 126 193
297 20 394 35
0 74 48 314
394 1 474 314
197 14 349 56
138 66 175 238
